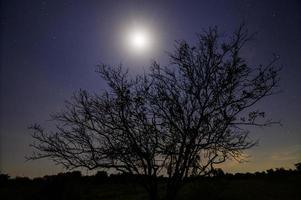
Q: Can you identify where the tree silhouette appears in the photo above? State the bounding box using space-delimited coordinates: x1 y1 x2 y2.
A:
29 25 280 200
295 162 301 172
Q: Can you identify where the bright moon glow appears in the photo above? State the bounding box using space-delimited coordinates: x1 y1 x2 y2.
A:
131 31 148 48
127 28 152 52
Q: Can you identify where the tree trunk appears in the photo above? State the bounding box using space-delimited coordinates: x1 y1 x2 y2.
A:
165 183 180 200
147 178 159 200
148 189 158 200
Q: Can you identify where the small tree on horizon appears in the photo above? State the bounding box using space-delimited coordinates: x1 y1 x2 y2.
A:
28 25 281 200
295 162 301 172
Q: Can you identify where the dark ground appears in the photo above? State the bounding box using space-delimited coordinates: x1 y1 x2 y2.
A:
0 171 300 200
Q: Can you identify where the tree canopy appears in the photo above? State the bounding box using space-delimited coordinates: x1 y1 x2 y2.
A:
29 25 280 200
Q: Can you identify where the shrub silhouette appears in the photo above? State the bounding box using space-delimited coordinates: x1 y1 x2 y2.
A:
295 162 301 172
1 168 300 200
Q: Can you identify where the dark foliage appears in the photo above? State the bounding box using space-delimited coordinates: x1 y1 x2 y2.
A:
295 162 301 172
0 168 300 200
0 172 10 186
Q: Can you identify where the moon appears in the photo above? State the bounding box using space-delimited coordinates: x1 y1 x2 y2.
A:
127 28 152 53
131 31 148 49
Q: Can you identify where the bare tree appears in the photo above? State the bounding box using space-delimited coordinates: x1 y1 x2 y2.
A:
29 25 280 200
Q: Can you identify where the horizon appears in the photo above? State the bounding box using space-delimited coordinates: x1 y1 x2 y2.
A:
2 163 300 179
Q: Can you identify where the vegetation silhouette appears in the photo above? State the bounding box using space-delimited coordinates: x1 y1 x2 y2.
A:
28 24 281 200
1 166 300 200
295 162 301 172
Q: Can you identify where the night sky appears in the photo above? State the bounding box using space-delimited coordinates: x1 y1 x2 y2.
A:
1 0 300 178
